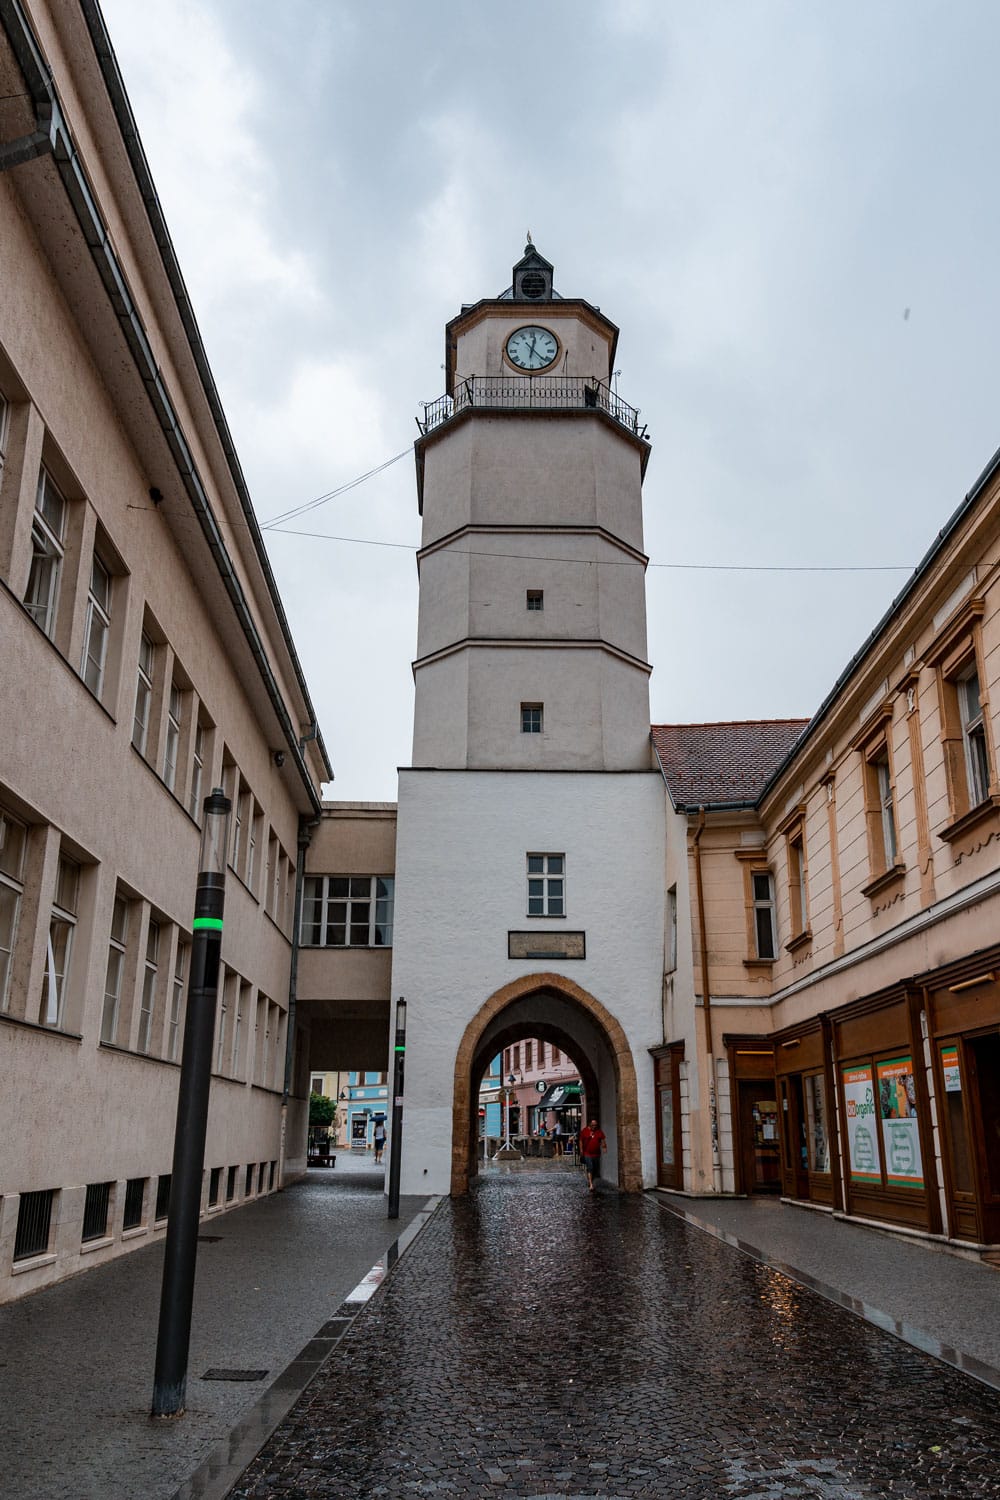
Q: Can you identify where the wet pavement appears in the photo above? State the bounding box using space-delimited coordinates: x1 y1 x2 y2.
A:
0 1158 428 1500
232 1172 1000 1500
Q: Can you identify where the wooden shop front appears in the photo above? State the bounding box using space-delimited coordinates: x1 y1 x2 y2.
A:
829 986 940 1234
921 947 1000 1245
771 1018 840 1209
725 1036 780 1195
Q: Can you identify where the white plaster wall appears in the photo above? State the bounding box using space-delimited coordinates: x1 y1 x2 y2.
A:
413 646 651 771
389 769 666 1194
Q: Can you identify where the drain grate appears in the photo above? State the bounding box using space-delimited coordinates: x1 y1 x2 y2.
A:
197 1235 223 1243
201 1368 268 1382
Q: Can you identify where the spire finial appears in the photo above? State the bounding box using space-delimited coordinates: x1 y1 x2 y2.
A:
525 229 533 250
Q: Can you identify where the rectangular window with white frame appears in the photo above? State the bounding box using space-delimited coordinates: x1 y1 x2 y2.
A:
300 875 394 946
41 855 79 1027
132 632 155 755
167 938 187 1062
0 392 9 473
136 917 160 1054
751 870 777 959
666 885 677 972
163 682 182 792
24 468 66 640
0 803 27 1012
81 554 112 698
527 853 564 917
189 719 206 819
521 703 543 734
100 891 130 1045
958 663 990 808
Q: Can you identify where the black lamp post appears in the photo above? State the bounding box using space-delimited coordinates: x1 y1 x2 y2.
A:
151 788 231 1418
386 996 406 1220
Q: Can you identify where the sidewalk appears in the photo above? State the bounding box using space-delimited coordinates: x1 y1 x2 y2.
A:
656 1191 1000 1388
0 1155 432 1500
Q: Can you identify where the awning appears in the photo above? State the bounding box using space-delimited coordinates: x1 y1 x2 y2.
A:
537 1083 582 1111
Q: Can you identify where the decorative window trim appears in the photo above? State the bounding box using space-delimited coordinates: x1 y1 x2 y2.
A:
734 849 776 965
775 805 809 946
925 598 997 837
852 708 905 895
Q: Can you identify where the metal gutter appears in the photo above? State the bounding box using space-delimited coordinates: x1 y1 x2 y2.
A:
756 440 1000 809
1 0 330 809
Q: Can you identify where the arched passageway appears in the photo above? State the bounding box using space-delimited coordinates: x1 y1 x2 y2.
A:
451 972 642 1194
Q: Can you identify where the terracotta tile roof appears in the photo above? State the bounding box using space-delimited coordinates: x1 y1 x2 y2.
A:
651 719 810 809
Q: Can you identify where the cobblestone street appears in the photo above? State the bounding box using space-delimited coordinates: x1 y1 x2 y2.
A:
233 1173 1000 1500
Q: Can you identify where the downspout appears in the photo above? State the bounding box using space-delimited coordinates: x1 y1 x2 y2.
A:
279 815 319 1183
692 807 722 1193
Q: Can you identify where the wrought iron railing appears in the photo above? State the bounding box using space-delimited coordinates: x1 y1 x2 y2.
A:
418 376 647 439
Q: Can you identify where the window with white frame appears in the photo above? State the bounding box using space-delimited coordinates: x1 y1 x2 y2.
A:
666 885 677 972
0 392 9 472
874 749 898 865
100 892 130 1045
300 875 395 946
232 778 248 874
217 968 236 1072
24 468 66 639
526 590 543 611
527 853 564 917
751 870 777 960
958 664 990 807
81 554 112 698
521 703 543 734
246 803 260 892
0 804 27 1012
188 720 205 819
41 855 79 1027
137 918 160 1054
167 939 187 1062
163 682 181 792
132 632 155 754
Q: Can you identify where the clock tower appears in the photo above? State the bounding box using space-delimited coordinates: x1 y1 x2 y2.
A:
390 247 666 1196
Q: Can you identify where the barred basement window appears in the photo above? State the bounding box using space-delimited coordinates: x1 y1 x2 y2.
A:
244 1163 254 1198
269 1160 276 1190
209 1167 222 1206
257 1162 266 1193
14 1189 54 1260
82 1181 112 1243
154 1174 171 1222
226 1165 237 1202
123 1177 146 1231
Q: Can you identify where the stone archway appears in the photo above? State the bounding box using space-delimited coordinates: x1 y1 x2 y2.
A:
451 972 642 1194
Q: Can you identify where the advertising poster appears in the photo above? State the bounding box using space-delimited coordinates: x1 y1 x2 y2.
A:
940 1044 962 1093
842 1064 882 1184
876 1056 924 1189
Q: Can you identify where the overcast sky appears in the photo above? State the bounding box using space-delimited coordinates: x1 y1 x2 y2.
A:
100 0 1000 803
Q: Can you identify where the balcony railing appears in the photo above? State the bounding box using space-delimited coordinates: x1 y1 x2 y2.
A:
417 376 648 439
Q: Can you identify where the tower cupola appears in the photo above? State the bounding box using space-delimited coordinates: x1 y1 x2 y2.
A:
511 239 554 302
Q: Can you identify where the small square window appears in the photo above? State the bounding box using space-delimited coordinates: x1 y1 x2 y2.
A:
521 703 542 734
526 590 543 611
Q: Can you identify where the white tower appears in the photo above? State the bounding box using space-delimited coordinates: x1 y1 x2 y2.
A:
391 246 666 1195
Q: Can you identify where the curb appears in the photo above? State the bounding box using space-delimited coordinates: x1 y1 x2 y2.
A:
653 1193 1000 1394
170 1196 442 1500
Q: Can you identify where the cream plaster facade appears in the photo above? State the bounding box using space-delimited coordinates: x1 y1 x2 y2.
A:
0 0 330 1300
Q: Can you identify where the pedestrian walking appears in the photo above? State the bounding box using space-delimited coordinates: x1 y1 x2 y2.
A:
552 1118 563 1156
579 1117 606 1192
373 1118 387 1165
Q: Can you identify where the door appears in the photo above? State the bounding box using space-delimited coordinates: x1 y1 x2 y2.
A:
654 1046 683 1189
968 1032 1000 1243
779 1076 810 1199
738 1083 781 1193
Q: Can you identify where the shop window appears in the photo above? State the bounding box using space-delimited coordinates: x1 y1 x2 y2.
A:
926 598 997 841
803 1072 831 1173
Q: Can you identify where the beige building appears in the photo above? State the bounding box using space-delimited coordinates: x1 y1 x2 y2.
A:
0 0 331 1301
653 449 1000 1252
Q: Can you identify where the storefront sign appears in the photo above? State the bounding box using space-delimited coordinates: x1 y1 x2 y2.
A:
876 1056 923 1189
842 1064 881 1184
940 1044 961 1093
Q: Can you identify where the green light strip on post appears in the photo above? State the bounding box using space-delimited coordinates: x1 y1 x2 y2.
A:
394 1045 405 1053
193 917 224 931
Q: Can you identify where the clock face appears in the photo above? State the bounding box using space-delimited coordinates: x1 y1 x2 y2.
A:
506 325 559 371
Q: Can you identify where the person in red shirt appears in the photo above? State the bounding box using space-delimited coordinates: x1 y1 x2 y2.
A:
579 1118 607 1192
